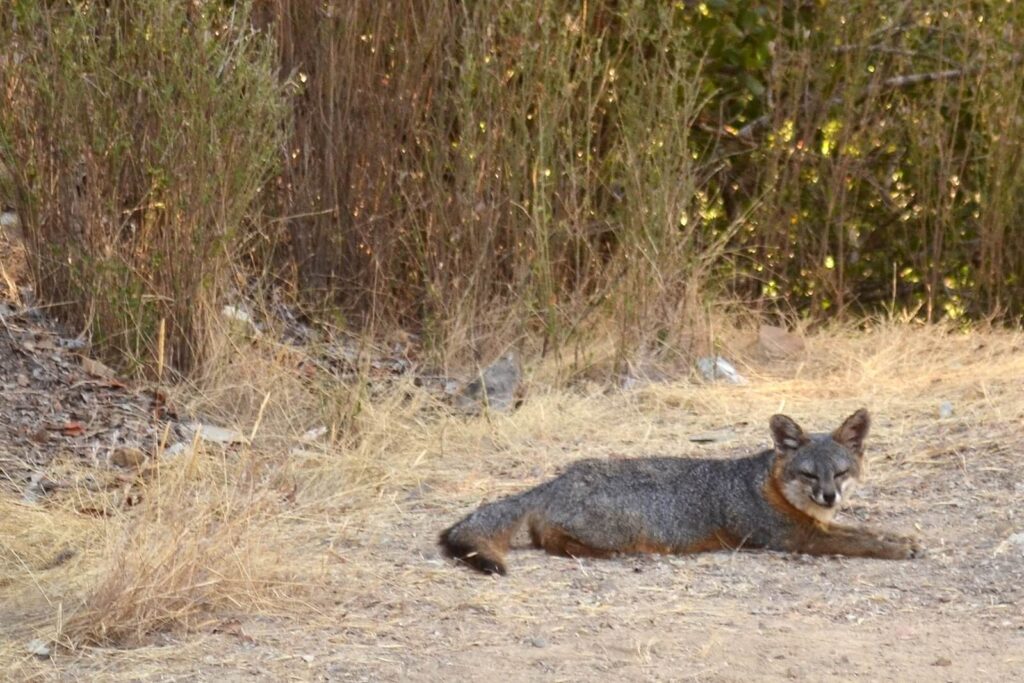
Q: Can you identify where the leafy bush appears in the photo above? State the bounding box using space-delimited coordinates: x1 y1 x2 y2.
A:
268 1 729 363
3 1 1021 378
0 1 288 375
269 0 1024 363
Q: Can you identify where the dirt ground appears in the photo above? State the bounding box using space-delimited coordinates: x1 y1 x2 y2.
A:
2 292 1023 681
216 449 1024 683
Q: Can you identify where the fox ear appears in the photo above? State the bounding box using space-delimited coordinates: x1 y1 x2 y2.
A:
833 408 870 455
770 414 808 456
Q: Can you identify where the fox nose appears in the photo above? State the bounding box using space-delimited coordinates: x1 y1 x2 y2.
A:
822 491 837 506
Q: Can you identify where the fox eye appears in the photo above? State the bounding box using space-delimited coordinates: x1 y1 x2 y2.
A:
835 469 849 478
798 471 817 481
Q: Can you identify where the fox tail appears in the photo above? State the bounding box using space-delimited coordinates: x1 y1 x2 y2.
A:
439 491 536 575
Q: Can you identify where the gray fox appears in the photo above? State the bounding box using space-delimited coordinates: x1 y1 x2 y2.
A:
439 409 921 574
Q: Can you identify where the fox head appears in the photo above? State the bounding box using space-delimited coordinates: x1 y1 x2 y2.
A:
769 409 870 523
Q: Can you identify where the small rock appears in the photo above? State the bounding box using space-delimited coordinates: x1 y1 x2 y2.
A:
939 401 954 419
529 636 548 649
190 423 249 446
932 657 952 667
26 638 51 659
696 356 747 385
1006 532 1024 552
455 351 523 413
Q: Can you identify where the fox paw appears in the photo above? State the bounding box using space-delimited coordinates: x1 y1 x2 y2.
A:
889 534 925 559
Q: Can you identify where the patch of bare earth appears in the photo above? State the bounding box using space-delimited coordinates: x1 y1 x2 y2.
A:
2 315 1023 681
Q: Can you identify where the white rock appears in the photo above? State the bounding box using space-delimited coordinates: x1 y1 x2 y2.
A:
188 422 249 446
26 638 51 658
696 356 748 385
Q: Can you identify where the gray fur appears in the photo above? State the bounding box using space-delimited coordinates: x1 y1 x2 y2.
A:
440 408 920 574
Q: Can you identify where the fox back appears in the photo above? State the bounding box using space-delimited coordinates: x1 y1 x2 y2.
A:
440 409 921 574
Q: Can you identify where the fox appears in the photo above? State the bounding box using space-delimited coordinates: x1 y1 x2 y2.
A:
439 408 922 574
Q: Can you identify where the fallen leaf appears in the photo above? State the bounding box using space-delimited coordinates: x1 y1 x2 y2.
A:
110 446 148 469
59 422 85 436
80 355 116 379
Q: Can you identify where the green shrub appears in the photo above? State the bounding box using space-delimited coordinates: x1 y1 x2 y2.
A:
268 0 1024 367
268 1 727 364
3 2 1021 379
0 0 288 375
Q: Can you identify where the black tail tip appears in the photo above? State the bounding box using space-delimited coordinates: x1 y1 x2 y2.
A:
439 527 507 575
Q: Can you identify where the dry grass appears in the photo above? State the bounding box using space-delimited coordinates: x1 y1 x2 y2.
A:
60 446 296 648
1 319 1022 678
0 443 301 658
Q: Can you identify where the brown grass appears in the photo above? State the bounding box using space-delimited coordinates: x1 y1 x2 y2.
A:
0 443 301 656
60 446 296 648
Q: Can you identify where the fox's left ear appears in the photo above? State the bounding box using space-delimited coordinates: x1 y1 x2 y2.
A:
833 408 870 455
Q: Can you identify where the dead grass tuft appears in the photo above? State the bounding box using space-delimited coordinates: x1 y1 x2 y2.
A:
0 446 301 660
61 446 297 649
184 326 327 449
